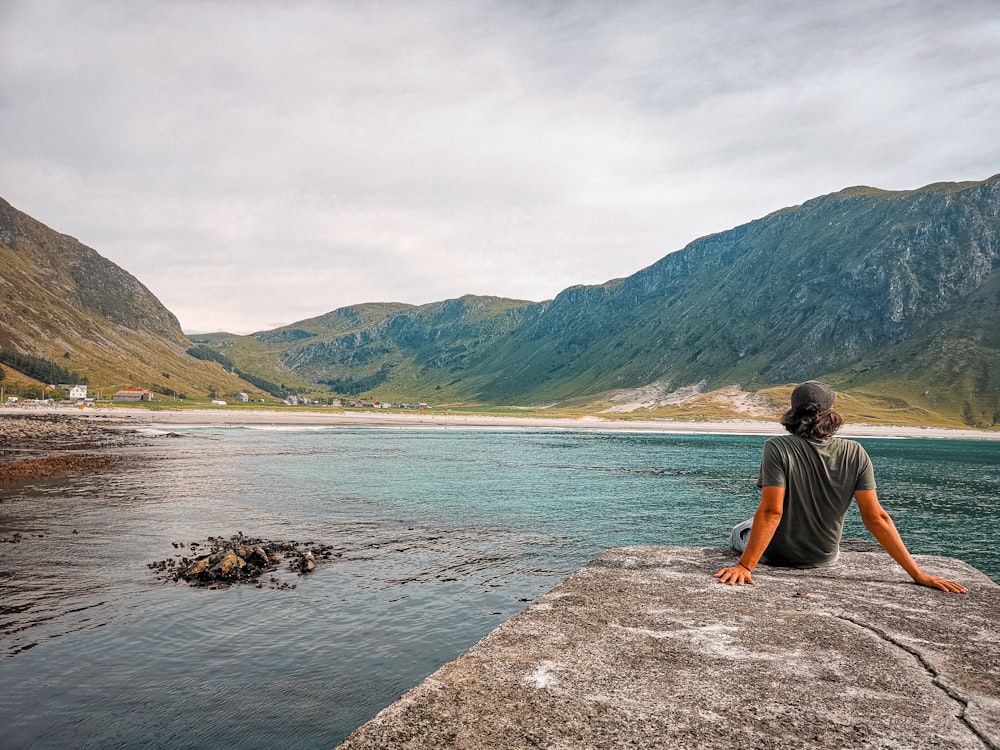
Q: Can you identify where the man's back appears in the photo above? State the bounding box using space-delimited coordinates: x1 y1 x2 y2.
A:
757 434 875 566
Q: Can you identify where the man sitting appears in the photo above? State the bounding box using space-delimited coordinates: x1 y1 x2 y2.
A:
714 380 967 593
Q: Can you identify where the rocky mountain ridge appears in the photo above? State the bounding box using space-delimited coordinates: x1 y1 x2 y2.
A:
207 175 1000 425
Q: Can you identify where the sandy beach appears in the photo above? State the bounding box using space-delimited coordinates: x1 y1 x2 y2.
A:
35 405 1000 440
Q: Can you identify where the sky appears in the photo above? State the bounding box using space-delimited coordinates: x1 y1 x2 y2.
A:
2 1 999 334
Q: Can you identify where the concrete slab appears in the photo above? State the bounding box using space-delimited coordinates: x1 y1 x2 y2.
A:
336 546 1000 750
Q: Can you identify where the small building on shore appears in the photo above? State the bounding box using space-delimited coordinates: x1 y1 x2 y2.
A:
113 387 152 402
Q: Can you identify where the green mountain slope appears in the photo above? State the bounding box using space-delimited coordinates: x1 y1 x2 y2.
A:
210 175 999 425
0 197 261 399
479 175 999 403
206 296 539 403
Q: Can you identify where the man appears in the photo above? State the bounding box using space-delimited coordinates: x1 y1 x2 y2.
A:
714 380 967 593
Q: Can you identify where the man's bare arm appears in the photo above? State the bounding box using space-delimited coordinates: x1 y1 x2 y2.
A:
855 489 967 593
714 486 785 586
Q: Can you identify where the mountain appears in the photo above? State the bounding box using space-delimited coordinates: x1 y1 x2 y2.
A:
0 196 259 399
207 175 1000 426
190 297 539 400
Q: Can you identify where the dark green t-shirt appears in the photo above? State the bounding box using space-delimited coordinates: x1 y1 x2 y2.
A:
756 434 877 567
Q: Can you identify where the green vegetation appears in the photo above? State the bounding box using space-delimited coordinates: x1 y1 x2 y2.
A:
233 370 295 400
187 344 235 369
0 348 86 384
321 363 393 396
186 344 295 399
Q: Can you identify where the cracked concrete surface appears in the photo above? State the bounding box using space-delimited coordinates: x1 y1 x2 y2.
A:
336 547 999 750
831 612 992 747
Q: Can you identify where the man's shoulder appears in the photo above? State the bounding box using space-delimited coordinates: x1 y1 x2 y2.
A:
829 435 867 452
822 436 873 466
765 434 803 449
762 434 810 461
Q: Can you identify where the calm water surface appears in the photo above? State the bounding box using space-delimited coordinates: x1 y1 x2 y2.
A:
1 428 997 749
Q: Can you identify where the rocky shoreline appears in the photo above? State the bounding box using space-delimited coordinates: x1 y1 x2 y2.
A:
0 412 141 483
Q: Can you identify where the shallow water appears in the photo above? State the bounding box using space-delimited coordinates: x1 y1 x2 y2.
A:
1 428 996 749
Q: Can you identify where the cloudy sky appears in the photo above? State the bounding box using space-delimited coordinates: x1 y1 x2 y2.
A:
2 1 998 333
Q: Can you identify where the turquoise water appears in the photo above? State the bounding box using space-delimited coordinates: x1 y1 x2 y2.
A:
0 428 997 749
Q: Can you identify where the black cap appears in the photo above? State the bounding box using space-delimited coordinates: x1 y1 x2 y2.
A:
791 380 836 411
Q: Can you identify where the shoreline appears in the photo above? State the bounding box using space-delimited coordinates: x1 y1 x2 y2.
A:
0 411 143 483
31 405 1000 440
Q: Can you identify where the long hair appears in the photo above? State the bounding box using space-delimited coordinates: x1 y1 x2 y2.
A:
780 404 844 441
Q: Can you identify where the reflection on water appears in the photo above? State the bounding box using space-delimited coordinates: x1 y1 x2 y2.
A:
0 429 997 749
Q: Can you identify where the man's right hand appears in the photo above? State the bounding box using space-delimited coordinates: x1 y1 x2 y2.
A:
713 564 755 586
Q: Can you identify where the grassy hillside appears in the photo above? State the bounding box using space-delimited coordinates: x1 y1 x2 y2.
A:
0 197 266 400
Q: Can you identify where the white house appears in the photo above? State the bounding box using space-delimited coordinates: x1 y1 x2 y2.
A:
68 385 88 400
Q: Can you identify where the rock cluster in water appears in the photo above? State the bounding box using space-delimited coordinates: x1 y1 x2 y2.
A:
148 533 342 590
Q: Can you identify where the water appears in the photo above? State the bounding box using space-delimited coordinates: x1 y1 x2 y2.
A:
0 428 997 749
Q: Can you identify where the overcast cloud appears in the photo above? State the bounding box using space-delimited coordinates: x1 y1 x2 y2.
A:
2 0 998 333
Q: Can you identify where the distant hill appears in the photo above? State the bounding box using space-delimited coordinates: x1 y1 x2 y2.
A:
0 197 260 399
207 176 1000 426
